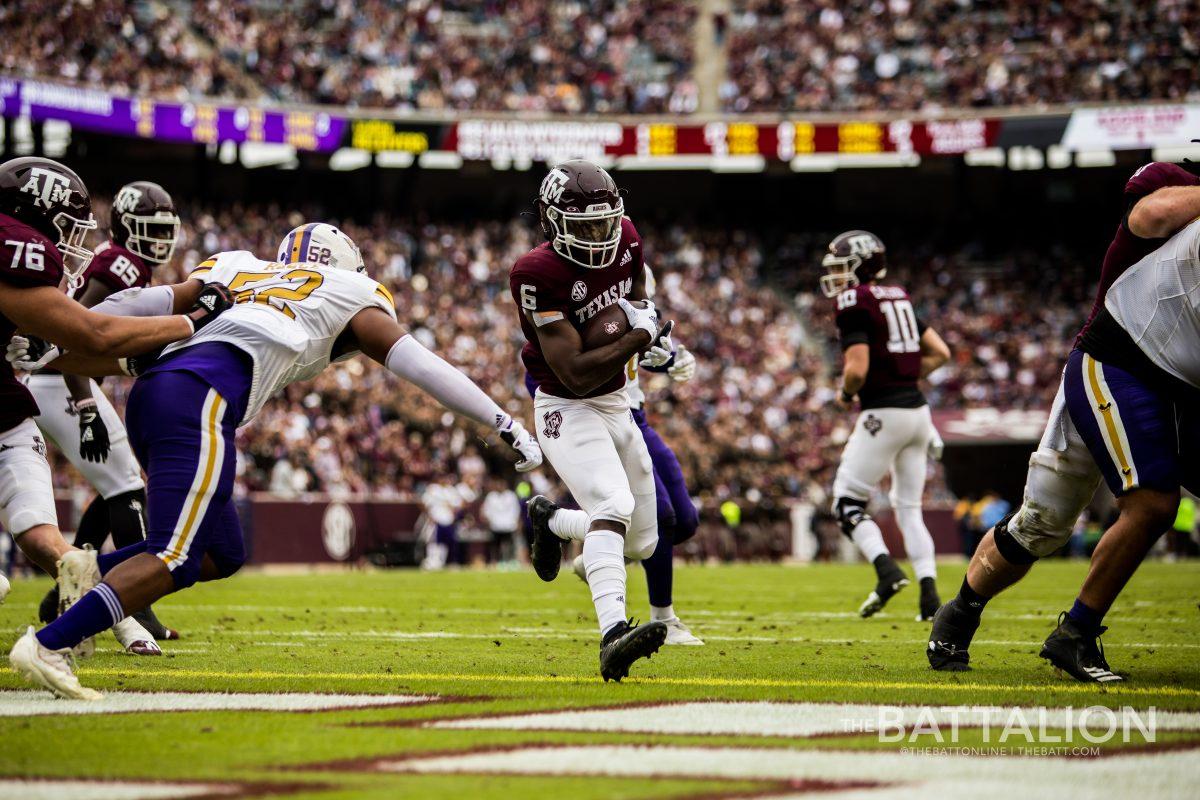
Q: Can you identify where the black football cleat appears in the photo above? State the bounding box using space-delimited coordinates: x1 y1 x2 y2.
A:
1039 612 1123 683
927 598 980 671
917 577 941 621
134 606 180 641
527 495 564 582
600 619 668 682
859 555 909 618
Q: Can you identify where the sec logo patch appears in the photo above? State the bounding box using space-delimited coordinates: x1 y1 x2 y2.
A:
571 281 588 302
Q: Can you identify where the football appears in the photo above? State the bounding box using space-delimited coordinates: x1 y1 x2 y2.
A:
579 300 644 350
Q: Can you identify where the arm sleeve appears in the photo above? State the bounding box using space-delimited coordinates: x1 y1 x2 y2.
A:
385 334 505 429
835 307 871 349
89 284 176 318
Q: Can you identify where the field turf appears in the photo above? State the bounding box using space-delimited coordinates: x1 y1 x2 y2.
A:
0 560 1197 798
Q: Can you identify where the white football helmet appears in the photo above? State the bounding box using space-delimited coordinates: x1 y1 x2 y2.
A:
277 222 365 273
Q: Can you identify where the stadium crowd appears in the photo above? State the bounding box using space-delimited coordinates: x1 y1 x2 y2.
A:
42 201 1086 562
2 0 1194 113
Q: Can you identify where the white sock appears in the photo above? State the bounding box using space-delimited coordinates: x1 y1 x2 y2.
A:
549 508 589 542
650 604 675 622
850 518 890 564
583 530 627 636
896 507 937 580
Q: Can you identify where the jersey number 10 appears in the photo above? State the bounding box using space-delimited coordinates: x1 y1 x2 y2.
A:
879 300 920 353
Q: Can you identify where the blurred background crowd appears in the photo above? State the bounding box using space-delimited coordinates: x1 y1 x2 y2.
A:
1 0 1195 113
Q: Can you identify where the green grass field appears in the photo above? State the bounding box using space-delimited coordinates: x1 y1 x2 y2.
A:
1 560 1197 799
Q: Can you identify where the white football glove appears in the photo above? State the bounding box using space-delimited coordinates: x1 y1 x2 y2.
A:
6 335 61 372
927 433 945 462
496 414 542 473
667 344 696 382
616 297 659 339
639 324 675 370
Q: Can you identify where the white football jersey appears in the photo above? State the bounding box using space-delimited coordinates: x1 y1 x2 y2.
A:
1105 217 1200 390
162 250 397 423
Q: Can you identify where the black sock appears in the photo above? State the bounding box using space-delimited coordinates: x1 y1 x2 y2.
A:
107 488 148 549
956 576 990 617
71 494 111 550
872 553 898 577
919 577 938 593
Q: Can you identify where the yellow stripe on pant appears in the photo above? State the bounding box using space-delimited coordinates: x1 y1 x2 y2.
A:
1083 354 1137 491
159 389 227 569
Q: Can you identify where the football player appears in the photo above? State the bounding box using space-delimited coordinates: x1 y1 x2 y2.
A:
9 222 540 699
0 156 230 678
511 160 676 681
929 162 1200 682
28 180 182 651
822 231 950 621
534 268 704 646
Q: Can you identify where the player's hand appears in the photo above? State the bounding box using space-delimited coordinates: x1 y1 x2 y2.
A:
186 283 235 332
927 433 945 462
616 298 659 340
6 335 61 371
496 414 542 472
834 390 855 410
639 321 676 372
117 349 162 378
74 398 110 463
667 344 696 382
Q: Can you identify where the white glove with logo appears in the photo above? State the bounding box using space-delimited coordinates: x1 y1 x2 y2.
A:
496 414 543 473
616 298 659 339
639 323 675 370
667 344 696 382
6 335 61 372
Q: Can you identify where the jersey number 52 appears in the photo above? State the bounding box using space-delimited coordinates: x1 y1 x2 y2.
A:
228 268 325 319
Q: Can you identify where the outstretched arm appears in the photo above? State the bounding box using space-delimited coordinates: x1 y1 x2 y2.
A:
348 307 542 471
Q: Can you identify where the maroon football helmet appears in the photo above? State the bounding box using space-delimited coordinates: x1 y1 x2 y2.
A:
820 230 887 297
111 180 181 265
535 159 624 269
0 156 97 284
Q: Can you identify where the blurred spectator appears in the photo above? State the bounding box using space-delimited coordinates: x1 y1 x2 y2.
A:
481 477 522 567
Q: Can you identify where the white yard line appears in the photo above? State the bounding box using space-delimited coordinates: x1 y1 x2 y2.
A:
0 779 236 799
0 690 434 717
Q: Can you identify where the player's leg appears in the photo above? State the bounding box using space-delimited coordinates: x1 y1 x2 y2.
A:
1044 350 1179 681
14 371 238 698
888 407 939 620
832 410 907 617
930 381 1101 671
636 414 702 645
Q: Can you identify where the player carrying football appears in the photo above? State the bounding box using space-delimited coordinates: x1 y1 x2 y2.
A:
9 222 540 700
29 180 183 652
928 162 1200 682
0 156 231 675
822 231 950 621
511 160 676 681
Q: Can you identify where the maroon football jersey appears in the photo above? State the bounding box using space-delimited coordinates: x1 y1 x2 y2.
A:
79 241 152 297
510 217 646 399
0 212 65 432
834 282 926 409
1076 162 1199 344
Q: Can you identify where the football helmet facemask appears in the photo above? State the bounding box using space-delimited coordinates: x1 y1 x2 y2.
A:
820 229 888 298
536 159 624 269
277 222 365 273
0 156 97 287
111 180 181 265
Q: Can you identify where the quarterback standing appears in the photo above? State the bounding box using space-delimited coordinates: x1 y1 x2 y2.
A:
29 180 182 648
10 222 540 699
823 231 950 621
512 160 675 681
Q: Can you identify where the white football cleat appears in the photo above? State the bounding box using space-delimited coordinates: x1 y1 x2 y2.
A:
0 572 9 604
112 617 161 656
56 547 101 658
9 626 103 701
662 617 704 646
572 554 587 582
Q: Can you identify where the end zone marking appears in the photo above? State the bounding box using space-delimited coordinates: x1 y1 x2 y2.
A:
0 691 436 717
71 668 1200 698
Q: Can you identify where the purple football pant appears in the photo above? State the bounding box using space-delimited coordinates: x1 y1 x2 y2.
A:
126 365 247 590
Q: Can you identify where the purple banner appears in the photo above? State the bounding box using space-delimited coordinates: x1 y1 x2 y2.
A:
0 77 346 152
